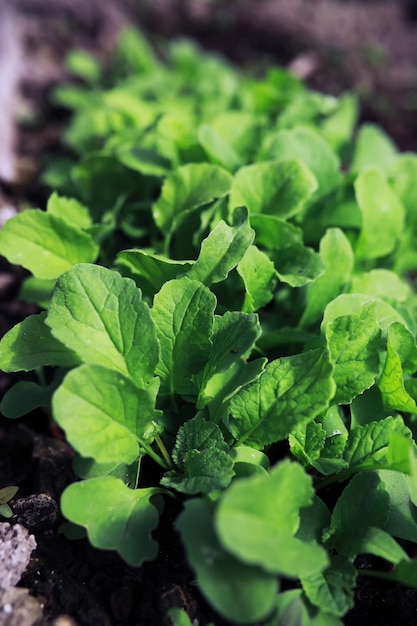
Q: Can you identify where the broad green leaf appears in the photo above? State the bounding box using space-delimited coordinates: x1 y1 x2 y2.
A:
273 244 325 287
251 214 303 250
320 93 358 154
197 310 262 409
202 357 267 423
61 477 163 566
269 590 343 626
324 301 381 404
313 407 349 476
73 454 140 486
46 264 159 386
177 499 278 624
351 123 398 174
348 526 408 564
19 277 55 309
216 460 328 577
226 348 335 448
229 159 317 218
72 155 138 220
0 210 99 280
300 228 354 328
152 163 232 234
237 245 277 312
325 472 389 558
198 111 261 170
322 293 411 334
267 127 342 200
343 416 412 473
350 269 411 305
350 386 390 428
202 311 261 379
161 417 234 494
354 167 404 260
152 278 216 395
379 469 417 544
116 250 192 296
0 312 80 372
301 556 356 617
187 207 254 285
390 154 417 223
47 192 92 228
53 364 160 465
378 323 417 412
289 421 326 468
198 124 242 171
167 608 196 626
229 445 270 478
1 381 54 418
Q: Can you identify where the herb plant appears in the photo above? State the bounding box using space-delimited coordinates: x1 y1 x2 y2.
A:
2 28 417 625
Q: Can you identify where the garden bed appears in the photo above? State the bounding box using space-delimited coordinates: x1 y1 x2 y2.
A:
2 2 417 625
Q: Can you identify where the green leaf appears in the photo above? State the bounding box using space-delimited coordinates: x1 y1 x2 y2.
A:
351 123 398 174
300 228 354 328
301 556 356 617
152 163 232 234
116 250 192 297
325 472 390 558
197 310 262 409
390 154 417 223
60 476 163 566
229 159 317 218
229 445 270 478
273 244 325 287
161 417 234 494
379 469 417 544
216 460 329 577
46 264 159 386
237 245 277 312
350 270 411 305
343 416 412 473
0 486 19 504
226 348 335 448
47 192 92 229
198 123 242 171
354 167 404 260
378 323 417 412
324 301 381 404
1 381 54 418
251 214 303 250
177 498 278 625
198 111 261 170
322 293 412 334
152 277 216 395
187 207 254 286
267 127 342 200
53 364 160 466
167 608 194 626
0 312 80 372
289 421 326 468
270 590 343 626
0 210 99 280
389 559 417 588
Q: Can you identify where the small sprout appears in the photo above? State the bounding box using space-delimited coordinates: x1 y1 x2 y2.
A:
0 486 19 519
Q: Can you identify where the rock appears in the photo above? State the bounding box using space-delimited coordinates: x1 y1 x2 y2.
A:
13 494 59 533
0 588 44 626
0 523 36 591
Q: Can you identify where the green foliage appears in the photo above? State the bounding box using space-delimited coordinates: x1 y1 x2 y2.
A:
3 26 417 625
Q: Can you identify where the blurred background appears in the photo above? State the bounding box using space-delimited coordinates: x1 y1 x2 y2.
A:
0 0 417 194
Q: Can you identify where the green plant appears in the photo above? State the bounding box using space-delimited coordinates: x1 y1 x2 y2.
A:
0 486 18 518
2 28 417 625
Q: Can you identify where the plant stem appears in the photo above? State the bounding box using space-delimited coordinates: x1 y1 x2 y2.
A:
155 434 173 469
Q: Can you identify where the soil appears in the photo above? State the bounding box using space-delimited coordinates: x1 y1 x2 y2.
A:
1 1 417 624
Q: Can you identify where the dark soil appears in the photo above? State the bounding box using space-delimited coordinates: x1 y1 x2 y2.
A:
1 1 417 624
